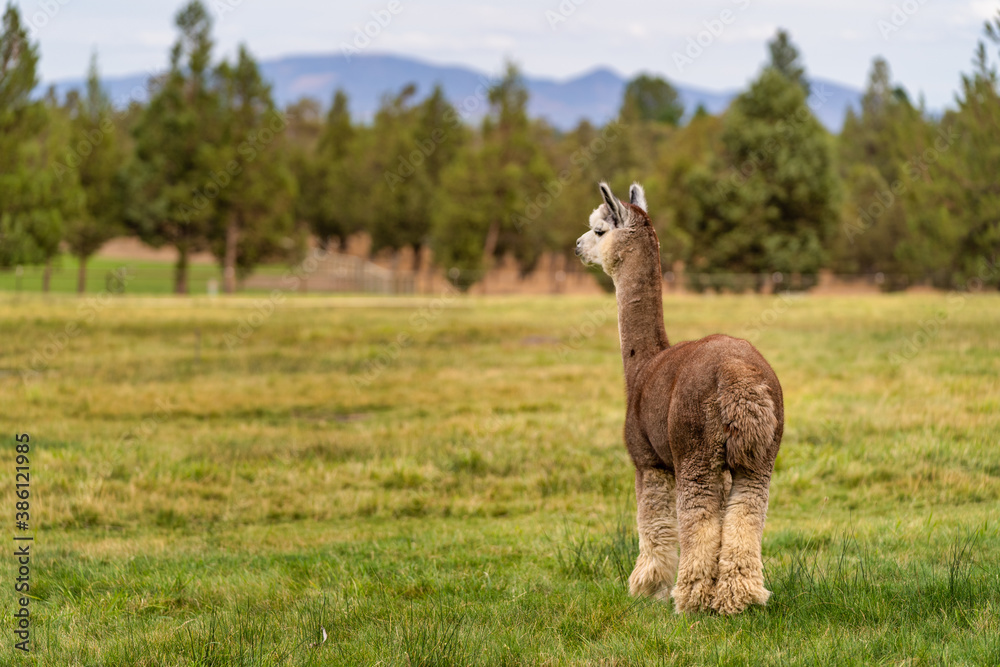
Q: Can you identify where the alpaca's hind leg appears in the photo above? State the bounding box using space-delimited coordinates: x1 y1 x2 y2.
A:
672 465 726 613
712 470 772 615
628 468 678 601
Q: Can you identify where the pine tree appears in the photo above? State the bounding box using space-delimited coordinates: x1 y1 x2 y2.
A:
767 29 809 94
542 118 644 292
836 164 910 283
651 111 724 274
720 67 837 279
429 147 494 288
610 76 668 187
293 91 364 252
411 85 465 272
370 85 465 269
368 85 422 263
0 4 82 288
431 63 555 286
835 57 930 286
124 0 219 294
677 47 838 289
548 120 603 259
620 74 684 126
63 54 126 293
840 57 927 185
902 21 1000 289
211 45 296 292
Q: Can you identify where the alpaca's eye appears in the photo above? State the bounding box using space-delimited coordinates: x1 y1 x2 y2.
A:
595 229 605 237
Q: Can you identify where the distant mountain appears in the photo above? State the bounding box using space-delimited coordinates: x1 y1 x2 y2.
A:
46 52 862 132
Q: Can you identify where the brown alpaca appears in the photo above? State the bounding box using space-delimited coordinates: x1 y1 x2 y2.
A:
575 182 783 615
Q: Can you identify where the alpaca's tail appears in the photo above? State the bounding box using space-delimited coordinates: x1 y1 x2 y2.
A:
717 361 779 472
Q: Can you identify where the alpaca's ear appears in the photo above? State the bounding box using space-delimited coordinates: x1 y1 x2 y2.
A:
629 182 647 212
599 182 626 227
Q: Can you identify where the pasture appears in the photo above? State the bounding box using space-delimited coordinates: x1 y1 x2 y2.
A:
0 256 276 296
1 292 999 665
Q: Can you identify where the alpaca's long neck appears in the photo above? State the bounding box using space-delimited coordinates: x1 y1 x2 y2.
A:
612 236 670 397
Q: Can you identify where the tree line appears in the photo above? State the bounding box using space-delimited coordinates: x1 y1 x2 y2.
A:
1 1 998 293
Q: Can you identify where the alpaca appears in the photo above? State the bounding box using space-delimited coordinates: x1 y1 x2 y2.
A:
575 182 784 615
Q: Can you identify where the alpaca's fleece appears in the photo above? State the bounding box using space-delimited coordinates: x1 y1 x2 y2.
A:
717 360 779 472
575 181 784 616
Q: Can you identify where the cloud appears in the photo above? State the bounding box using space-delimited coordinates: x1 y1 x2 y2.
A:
136 29 174 48
718 23 780 44
627 22 649 38
969 0 996 21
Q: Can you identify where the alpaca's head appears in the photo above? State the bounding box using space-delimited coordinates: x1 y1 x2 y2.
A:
575 182 655 278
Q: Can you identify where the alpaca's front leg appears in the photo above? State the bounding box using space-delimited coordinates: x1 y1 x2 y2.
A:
672 464 726 613
628 467 678 601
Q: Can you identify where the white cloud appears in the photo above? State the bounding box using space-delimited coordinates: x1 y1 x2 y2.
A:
718 23 780 44
136 30 174 49
627 22 649 38
969 0 997 21
483 34 519 50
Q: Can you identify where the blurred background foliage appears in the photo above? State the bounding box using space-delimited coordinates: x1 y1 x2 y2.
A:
1 2 999 293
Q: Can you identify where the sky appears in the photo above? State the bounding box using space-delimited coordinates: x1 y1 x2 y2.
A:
12 0 997 109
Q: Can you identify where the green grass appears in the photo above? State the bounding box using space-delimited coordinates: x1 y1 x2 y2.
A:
0 255 299 295
1 292 999 665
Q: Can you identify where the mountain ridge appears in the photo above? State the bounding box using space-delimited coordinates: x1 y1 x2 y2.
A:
46 52 862 132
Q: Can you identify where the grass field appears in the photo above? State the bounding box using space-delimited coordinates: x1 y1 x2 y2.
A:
1 292 999 665
0 255 295 295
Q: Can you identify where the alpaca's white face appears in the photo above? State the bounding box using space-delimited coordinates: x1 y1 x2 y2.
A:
576 182 648 273
575 205 616 267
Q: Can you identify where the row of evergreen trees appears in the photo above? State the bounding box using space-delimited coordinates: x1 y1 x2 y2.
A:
1 1 998 293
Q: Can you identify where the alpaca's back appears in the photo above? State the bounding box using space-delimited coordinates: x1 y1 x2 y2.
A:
625 334 783 475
